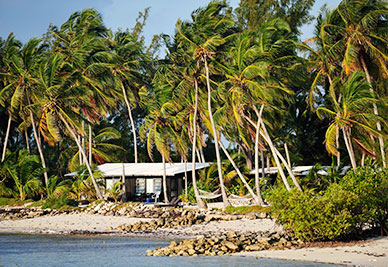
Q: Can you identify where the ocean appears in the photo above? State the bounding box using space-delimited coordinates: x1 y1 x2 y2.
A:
0 234 339 266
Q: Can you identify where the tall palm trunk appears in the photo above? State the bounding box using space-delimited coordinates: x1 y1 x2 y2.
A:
57 112 103 200
162 155 168 203
200 148 205 163
239 87 293 191
25 130 30 153
121 83 138 163
219 141 263 205
192 79 207 209
336 127 341 166
244 111 291 190
121 162 126 202
78 135 82 165
1 114 12 162
254 105 265 204
204 57 229 207
260 121 302 191
82 120 86 164
184 159 188 197
284 143 291 167
89 124 92 164
29 110 49 186
360 56 386 168
342 127 357 170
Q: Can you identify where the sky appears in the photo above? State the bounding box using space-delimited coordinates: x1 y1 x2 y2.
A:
0 0 341 46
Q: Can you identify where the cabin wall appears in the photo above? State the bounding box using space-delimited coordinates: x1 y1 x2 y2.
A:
106 170 196 202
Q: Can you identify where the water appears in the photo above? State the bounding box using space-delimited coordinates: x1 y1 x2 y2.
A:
0 234 338 267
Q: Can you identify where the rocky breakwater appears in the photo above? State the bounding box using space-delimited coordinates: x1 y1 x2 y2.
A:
86 201 186 218
147 231 302 256
0 207 79 220
113 210 267 233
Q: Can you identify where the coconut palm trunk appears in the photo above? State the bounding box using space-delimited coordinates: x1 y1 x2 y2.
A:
244 112 291 190
239 87 293 191
162 155 168 203
88 124 92 164
82 120 86 164
360 56 386 168
191 79 207 209
1 114 12 162
25 130 30 153
29 110 49 186
121 83 138 163
336 127 341 166
342 127 357 170
259 121 302 191
204 57 229 207
254 105 265 204
218 141 263 205
200 148 205 163
184 159 188 197
57 112 103 200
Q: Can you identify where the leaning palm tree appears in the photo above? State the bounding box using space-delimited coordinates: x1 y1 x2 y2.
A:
64 126 125 172
109 30 144 163
0 33 21 162
175 1 234 207
36 54 103 200
317 71 383 169
0 37 50 186
140 105 173 204
320 0 388 167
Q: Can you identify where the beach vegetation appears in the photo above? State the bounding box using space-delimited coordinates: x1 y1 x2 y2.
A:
268 167 388 241
0 0 387 240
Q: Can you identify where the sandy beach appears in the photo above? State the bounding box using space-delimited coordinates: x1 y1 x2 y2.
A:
238 237 388 267
0 212 387 266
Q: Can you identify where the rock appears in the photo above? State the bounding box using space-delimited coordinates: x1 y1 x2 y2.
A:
245 244 263 251
187 248 196 256
224 241 238 251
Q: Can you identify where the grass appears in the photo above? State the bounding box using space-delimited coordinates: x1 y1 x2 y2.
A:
225 205 271 214
0 197 35 207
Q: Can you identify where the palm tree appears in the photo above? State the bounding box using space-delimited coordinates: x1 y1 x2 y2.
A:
0 37 50 185
320 0 388 167
3 149 43 200
175 1 235 207
220 20 302 191
317 71 382 169
49 8 115 164
63 126 125 172
139 76 176 203
109 30 144 163
36 54 103 199
0 34 21 162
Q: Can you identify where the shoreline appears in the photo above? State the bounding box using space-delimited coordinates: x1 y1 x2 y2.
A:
0 208 387 266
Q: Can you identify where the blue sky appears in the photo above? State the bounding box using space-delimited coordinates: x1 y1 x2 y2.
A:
0 0 341 45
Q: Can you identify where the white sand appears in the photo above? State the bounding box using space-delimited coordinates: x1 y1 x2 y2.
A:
0 214 151 234
238 237 388 267
160 218 283 237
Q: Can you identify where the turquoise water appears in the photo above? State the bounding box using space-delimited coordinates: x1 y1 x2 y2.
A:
0 234 338 266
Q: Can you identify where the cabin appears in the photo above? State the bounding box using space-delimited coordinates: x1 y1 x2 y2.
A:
96 163 209 202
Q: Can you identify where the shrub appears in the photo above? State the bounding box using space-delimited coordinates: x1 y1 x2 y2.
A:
42 195 78 210
339 167 388 233
225 205 271 214
268 167 388 241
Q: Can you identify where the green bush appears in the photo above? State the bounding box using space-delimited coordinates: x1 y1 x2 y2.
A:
339 167 388 232
268 167 387 241
42 195 78 210
225 205 271 214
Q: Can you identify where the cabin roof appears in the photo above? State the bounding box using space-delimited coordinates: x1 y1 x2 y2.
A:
249 166 351 176
66 162 210 177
